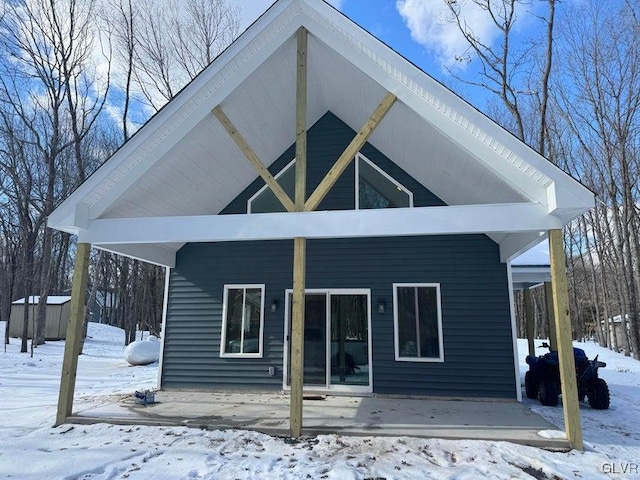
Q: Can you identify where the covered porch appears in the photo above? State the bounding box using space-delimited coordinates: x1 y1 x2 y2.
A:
68 391 570 450
48 0 594 450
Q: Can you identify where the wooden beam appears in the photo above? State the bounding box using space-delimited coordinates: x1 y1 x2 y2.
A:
290 237 306 437
295 27 307 212
290 27 308 438
55 242 91 426
548 229 583 450
544 281 558 350
524 288 535 356
304 92 397 211
212 105 296 213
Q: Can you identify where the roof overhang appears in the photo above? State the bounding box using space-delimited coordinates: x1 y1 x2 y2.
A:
511 265 552 290
48 0 594 268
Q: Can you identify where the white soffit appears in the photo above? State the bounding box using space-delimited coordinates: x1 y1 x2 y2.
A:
101 26 532 221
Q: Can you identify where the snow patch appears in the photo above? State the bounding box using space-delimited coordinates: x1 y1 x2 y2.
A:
124 339 160 366
1 322 640 479
537 430 567 439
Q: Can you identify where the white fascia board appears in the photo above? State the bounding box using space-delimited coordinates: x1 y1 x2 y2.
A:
301 3 595 208
500 232 548 263
299 15 548 206
48 0 300 228
78 203 562 245
546 181 595 215
92 243 177 268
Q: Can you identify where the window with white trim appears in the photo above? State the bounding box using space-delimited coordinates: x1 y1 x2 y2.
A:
393 284 444 362
220 285 265 357
247 154 412 213
356 154 412 209
248 160 296 213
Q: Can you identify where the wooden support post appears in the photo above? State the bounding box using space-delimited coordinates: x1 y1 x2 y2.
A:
548 229 583 450
544 281 558 350
290 237 306 437
212 105 296 213
304 92 397 211
295 27 307 208
524 288 535 357
55 242 91 426
290 27 308 438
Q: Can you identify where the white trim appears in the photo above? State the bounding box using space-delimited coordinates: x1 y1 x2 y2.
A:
499 232 548 262
48 0 593 236
249 154 413 213
506 262 523 402
247 158 297 213
356 153 413 209
79 203 563 245
220 284 266 358
157 267 171 390
282 288 373 393
393 283 445 363
299 5 593 208
92 243 176 268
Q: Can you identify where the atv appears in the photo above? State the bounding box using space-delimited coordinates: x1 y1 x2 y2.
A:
525 342 610 409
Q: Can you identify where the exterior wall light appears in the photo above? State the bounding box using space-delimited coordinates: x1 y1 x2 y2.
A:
271 299 279 313
378 300 386 314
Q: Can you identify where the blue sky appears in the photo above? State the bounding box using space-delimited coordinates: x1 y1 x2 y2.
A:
237 1 457 80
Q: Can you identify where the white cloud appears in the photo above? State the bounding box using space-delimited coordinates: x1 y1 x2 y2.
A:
396 0 499 69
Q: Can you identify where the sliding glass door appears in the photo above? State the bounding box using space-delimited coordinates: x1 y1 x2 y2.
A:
285 290 371 392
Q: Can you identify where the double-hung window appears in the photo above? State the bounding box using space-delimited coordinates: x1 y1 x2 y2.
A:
220 285 265 358
393 284 444 362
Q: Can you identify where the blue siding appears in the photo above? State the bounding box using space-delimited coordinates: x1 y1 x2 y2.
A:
161 112 517 398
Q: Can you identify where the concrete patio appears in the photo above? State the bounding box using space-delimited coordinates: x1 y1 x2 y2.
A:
68 392 570 450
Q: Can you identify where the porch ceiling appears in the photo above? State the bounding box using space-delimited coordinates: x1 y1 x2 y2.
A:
48 0 594 267
99 34 529 222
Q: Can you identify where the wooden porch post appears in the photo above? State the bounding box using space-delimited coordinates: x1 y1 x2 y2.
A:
55 242 91 426
524 288 535 356
544 281 558 351
290 27 308 438
548 229 583 450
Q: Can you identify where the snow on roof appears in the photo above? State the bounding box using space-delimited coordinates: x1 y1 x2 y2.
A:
12 296 72 305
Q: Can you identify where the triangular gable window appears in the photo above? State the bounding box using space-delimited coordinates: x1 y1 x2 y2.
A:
248 159 296 214
356 153 412 209
247 154 412 213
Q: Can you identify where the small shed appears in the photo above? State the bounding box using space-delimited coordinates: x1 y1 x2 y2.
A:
9 296 72 340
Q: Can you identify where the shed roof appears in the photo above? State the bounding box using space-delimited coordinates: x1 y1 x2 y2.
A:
12 296 72 305
48 0 594 267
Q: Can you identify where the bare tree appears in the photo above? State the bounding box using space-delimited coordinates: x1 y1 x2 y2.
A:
118 0 240 111
0 0 109 348
554 0 640 357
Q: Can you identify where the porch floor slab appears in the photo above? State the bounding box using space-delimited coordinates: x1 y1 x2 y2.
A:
69 392 569 450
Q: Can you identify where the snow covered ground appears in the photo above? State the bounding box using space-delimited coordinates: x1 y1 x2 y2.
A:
0 321 639 479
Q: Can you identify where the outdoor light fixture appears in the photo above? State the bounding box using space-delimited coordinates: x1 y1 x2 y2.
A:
271 299 279 313
378 300 386 314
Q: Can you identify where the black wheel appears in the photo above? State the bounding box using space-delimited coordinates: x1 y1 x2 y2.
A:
539 377 559 406
525 371 539 399
588 378 610 410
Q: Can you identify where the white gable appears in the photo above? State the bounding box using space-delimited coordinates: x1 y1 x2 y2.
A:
48 0 593 267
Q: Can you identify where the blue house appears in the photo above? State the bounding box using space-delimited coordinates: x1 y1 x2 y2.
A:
49 0 593 446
